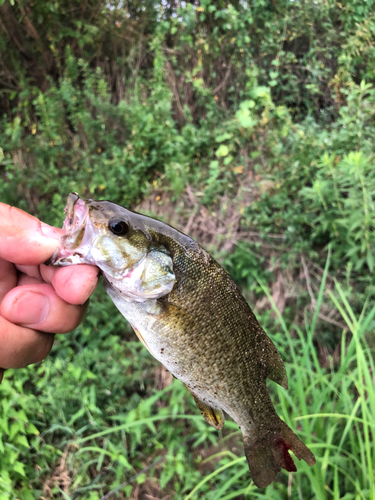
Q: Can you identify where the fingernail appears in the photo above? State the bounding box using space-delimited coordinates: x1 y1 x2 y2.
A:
82 279 98 304
11 292 50 325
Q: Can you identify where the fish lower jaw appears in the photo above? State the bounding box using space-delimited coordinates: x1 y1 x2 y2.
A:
103 276 157 303
49 246 86 266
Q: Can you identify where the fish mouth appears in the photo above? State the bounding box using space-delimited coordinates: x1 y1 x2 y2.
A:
63 192 88 232
46 193 90 266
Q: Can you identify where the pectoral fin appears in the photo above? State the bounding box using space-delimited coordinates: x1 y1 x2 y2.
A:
131 324 152 354
188 390 225 430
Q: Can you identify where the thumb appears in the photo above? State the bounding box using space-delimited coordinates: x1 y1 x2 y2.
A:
0 203 64 265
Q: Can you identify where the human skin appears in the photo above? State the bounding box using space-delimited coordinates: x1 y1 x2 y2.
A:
0 202 99 383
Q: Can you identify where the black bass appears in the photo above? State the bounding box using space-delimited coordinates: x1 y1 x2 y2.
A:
49 193 315 488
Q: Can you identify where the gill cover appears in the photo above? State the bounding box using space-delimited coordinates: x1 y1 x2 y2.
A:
107 247 176 301
49 193 176 302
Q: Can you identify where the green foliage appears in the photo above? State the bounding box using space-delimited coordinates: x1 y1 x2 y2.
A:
1 0 375 498
240 79 375 283
0 56 181 222
1 274 375 499
301 151 375 272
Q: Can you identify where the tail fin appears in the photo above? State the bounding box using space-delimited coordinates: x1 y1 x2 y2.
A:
243 419 315 488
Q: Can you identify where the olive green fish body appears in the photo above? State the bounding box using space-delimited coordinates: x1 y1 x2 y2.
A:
50 194 316 488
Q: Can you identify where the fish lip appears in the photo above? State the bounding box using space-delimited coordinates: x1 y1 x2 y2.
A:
47 193 90 266
65 192 80 229
45 251 85 267
63 193 88 231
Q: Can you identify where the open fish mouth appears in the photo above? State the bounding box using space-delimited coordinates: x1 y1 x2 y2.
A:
46 193 90 266
63 192 89 232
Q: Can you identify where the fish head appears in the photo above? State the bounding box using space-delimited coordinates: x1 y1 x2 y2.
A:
49 193 176 301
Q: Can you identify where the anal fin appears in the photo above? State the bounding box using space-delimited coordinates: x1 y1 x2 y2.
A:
188 389 225 430
260 335 288 389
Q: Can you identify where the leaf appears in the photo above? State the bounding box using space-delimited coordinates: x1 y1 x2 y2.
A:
23 491 36 500
250 86 271 98
235 108 256 129
215 132 232 143
13 461 26 477
239 100 255 110
136 473 146 485
9 422 22 440
160 465 174 489
215 145 229 157
367 249 374 272
15 434 29 448
16 410 28 422
26 423 39 436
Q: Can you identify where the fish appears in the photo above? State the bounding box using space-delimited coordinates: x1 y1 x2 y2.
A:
49 192 316 488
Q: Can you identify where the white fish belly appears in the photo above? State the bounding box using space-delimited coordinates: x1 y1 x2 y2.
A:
105 285 229 411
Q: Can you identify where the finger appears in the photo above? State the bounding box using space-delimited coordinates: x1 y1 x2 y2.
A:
39 264 55 284
0 257 17 303
0 203 64 265
17 274 42 286
0 316 54 369
50 265 99 305
0 283 89 334
15 264 42 281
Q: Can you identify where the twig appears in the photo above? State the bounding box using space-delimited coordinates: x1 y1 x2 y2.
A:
317 312 346 330
164 59 186 119
0 78 18 90
212 63 232 95
20 7 40 40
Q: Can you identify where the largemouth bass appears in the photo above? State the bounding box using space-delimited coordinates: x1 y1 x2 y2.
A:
49 193 315 488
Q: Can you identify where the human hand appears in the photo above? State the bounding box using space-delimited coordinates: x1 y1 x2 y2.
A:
0 203 99 383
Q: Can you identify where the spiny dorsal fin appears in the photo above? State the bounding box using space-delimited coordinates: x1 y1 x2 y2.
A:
188 389 225 430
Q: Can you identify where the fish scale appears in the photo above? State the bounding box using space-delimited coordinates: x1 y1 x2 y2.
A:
49 193 316 488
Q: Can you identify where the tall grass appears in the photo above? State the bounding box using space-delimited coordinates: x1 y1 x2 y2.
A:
180 257 375 499
1 259 374 499
65 267 375 497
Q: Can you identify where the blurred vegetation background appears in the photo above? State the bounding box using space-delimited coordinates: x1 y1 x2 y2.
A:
0 0 375 498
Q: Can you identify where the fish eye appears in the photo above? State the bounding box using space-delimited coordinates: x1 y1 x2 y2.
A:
108 218 129 236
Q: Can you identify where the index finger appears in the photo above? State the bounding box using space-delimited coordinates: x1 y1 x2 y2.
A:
0 203 63 265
